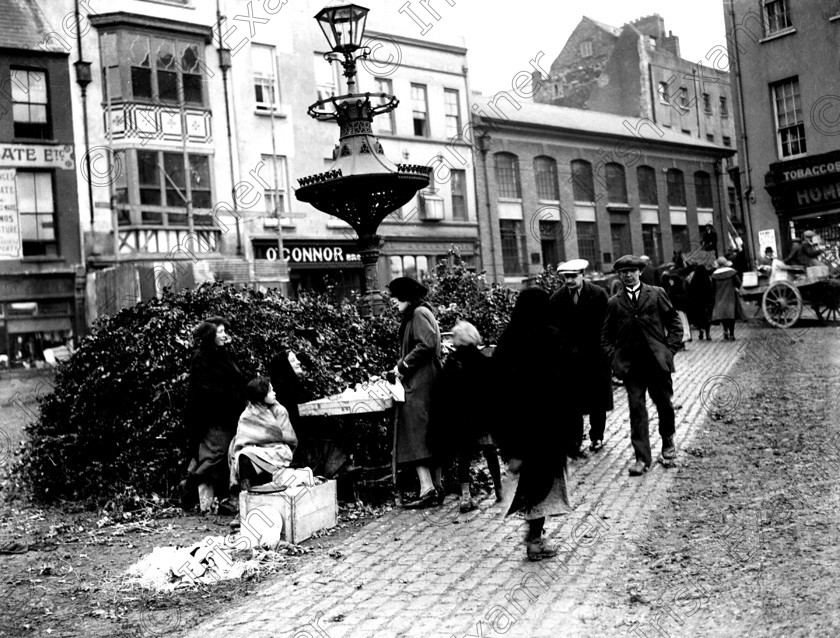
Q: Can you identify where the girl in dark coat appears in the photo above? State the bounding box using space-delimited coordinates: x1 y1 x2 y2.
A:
430 321 502 513
184 316 246 512
388 276 443 509
687 265 714 340
492 288 573 561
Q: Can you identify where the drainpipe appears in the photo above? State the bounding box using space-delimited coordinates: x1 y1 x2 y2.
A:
217 0 242 256
729 0 756 263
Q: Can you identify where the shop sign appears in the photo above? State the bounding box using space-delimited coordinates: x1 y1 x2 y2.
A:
262 244 360 263
794 181 840 207
0 144 75 170
780 160 840 183
0 169 21 260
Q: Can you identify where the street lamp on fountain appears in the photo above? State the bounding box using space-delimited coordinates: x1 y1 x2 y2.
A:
296 3 432 316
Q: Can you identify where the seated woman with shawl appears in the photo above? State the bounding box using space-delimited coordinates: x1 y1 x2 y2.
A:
229 377 298 492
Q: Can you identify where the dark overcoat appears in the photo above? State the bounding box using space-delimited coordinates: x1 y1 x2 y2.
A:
492 289 570 515
548 281 613 414
601 284 683 379
711 267 745 322
394 303 442 465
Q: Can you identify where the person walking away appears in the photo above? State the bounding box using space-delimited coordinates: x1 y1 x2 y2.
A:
639 255 657 285
548 259 613 457
183 316 246 512
661 267 691 347
711 256 745 341
429 321 502 513
387 276 444 509
686 264 714 340
601 255 683 476
229 377 297 492
493 288 573 561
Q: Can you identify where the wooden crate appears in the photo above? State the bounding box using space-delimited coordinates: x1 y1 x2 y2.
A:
239 480 338 545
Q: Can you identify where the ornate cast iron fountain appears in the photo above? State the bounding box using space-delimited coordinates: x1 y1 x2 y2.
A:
295 3 432 315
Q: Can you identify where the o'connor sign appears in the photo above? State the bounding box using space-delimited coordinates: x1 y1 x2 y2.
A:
0 144 75 170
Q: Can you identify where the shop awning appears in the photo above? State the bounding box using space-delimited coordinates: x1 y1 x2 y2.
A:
6 317 72 334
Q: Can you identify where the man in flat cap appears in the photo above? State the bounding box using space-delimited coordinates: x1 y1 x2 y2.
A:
601 255 683 476
784 230 823 268
549 259 613 458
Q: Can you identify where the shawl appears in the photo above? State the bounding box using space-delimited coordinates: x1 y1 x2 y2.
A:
229 403 296 486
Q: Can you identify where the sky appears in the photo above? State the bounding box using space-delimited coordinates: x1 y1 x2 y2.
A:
367 0 729 95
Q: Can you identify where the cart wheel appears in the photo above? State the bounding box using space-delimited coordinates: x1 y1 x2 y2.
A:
815 289 840 322
762 281 802 328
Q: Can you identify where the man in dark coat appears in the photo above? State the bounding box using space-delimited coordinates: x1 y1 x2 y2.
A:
601 255 683 476
549 259 613 458
639 255 658 286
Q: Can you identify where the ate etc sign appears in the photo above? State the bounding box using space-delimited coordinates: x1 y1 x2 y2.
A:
0 144 75 170
765 150 840 214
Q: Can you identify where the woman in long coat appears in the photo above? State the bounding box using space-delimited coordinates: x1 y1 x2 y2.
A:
711 256 745 340
183 316 246 511
687 264 714 340
388 276 443 509
492 287 573 561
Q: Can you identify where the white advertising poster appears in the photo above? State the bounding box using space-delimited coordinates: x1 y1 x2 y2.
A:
758 229 777 256
0 168 21 260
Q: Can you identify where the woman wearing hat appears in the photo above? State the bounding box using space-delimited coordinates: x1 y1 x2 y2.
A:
711 256 745 340
387 276 443 509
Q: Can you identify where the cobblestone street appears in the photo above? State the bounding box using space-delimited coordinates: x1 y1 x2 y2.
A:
184 328 752 638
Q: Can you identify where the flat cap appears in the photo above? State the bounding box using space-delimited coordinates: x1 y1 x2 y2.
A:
557 258 589 273
803 230 815 238
613 255 646 271
387 276 428 300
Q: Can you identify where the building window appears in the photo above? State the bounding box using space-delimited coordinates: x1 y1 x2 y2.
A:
11 69 50 139
571 159 595 202
580 40 593 58
576 221 598 266
315 55 341 102
727 186 739 221
637 166 658 206
494 153 521 199
658 82 670 104
722 135 732 147
642 224 662 263
444 89 460 138
540 220 563 269
702 92 712 114
119 33 205 104
706 134 715 142
500 220 527 274
694 171 714 209
606 163 628 204
450 169 467 220
763 0 792 35
611 220 631 259
719 96 729 118
666 169 686 207
534 156 559 201
374 78 395 134
16 172 56 257
678 86 690 110
411 83 429 137
261 154 288 215
252 44 279 112
134 150 212 222
772 77 806 158
389 255 429 280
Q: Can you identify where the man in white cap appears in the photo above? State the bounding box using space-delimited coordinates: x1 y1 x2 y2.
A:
549 259 613 458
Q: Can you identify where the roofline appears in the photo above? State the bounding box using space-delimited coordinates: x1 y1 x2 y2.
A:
89 12 214 43
0 46 68 57
476 114 735 157
365 29 467 55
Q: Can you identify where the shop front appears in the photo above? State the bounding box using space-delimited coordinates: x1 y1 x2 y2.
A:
765 150 840 265
252 239 364 299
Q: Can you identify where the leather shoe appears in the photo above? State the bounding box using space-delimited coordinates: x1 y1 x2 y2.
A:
589 440 604 452
628 460 649 476
527 538 558 562
404 489 437 510
662 436 677 460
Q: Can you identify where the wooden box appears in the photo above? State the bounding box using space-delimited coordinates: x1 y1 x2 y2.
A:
239 480 338 545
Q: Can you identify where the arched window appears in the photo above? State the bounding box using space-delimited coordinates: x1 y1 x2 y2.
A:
533 156 559 201
666 169 686 207
570 159 595 202
637 166 658 206
494 152 521 199
605 163 627 203
694 171 713 209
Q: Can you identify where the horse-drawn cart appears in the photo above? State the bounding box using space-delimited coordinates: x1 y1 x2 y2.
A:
741 261 840 328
